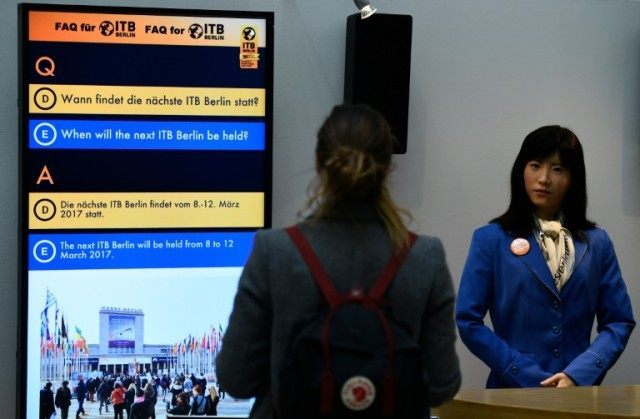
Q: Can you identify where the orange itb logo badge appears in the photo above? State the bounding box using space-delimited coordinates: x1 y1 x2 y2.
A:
239 26 259 69
340 376 376 411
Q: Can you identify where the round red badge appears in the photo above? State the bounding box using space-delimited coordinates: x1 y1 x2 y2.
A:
340 376 376 411
510 238 530 256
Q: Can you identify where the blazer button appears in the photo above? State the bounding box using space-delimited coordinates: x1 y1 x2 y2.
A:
552 326 560 334
553 349 561 358
552 300 560 309
510 366 519 374
595 359 603 368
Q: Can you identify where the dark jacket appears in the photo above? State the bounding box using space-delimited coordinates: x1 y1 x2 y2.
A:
207 394 220 415
55 386 72 409
129 400 150 419
75 380 87 399
167 404 190 415
40 387 56 416
216 206 462 418
124 387 135 406
169 384 182 406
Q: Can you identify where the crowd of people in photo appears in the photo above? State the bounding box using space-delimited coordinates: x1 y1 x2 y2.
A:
40 371 222 419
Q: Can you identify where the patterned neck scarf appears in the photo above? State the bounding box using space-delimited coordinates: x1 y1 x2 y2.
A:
534 217 575 291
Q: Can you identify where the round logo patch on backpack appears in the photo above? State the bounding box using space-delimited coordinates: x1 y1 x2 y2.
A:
340 376 376 411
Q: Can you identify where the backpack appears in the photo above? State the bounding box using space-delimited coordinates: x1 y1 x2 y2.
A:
278 226 429 419
191 394 208 415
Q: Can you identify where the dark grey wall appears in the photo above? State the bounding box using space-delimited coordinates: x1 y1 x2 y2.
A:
3 1 640 416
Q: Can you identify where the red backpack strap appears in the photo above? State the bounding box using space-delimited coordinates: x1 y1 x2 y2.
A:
368 232 418 301
286 226 341 308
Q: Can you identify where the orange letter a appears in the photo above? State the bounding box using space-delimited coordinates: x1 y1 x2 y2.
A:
36 165 54 185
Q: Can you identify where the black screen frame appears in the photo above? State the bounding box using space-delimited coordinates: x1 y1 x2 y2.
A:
17 4 274 417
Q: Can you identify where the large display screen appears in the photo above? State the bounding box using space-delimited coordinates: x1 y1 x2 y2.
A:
18 4 273 418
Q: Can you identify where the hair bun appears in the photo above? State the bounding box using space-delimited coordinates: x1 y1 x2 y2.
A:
322 146 383 198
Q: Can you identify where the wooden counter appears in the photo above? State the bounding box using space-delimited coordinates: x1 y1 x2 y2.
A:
433 385 640 418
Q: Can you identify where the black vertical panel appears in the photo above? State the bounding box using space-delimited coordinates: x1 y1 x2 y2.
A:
344 13 413 154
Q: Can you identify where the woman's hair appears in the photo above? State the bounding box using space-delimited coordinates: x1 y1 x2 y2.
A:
193 384 203 394
143 382 154 398
303 103 410 251
493 125 595 238
208 385 218 398
177 391 189 405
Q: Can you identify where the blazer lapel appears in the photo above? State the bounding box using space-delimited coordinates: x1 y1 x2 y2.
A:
517 233 559 297
571 237 588 273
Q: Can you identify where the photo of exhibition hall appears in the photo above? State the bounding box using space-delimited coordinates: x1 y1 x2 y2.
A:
1 0 640 418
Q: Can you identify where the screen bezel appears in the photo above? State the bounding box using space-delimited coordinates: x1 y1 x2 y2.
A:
18 4 273 417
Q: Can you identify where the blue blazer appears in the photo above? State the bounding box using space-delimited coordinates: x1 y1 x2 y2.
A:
456 223 635 388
